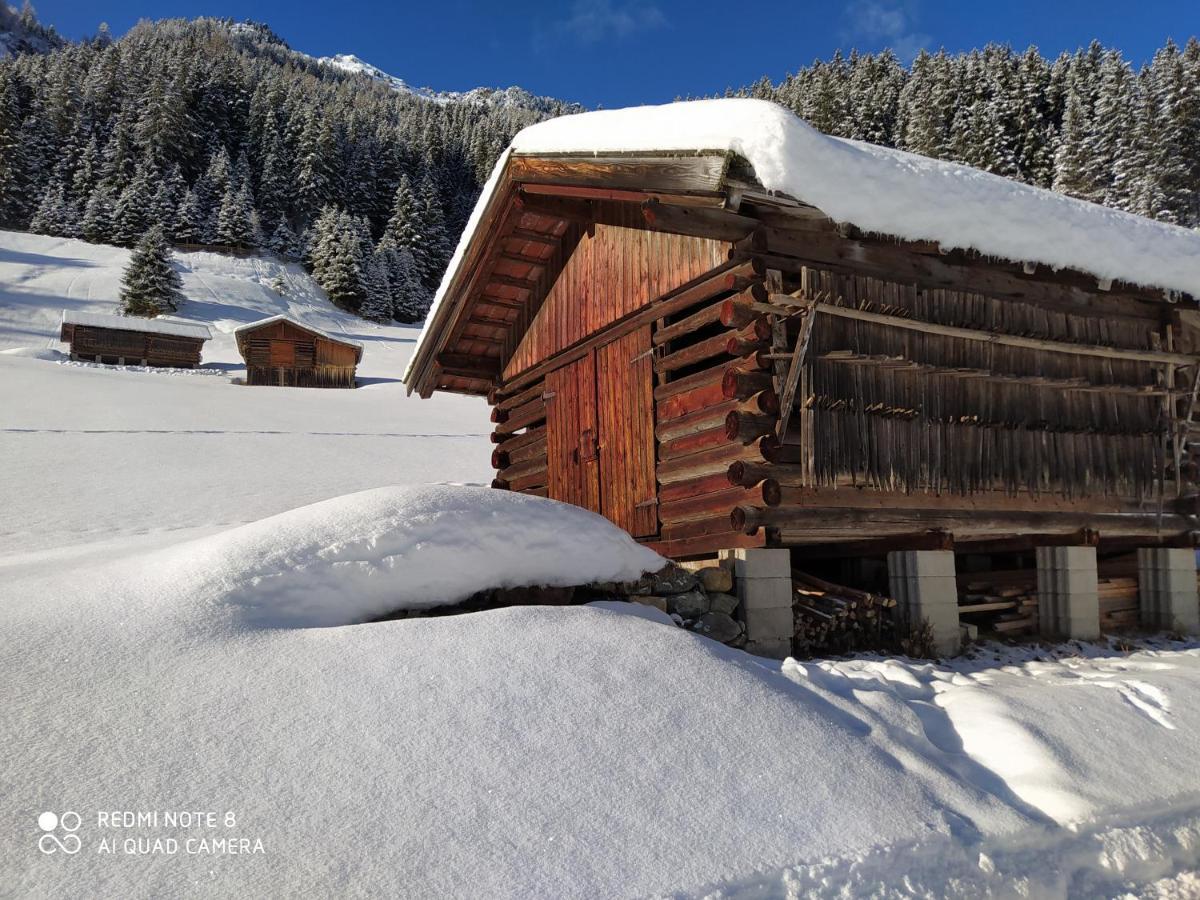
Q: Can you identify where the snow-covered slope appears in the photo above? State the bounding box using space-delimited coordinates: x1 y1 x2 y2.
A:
0 230 491 561
317 52 577 113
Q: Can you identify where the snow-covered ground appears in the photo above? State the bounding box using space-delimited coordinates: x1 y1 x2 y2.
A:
3 230 1200 897
0 231 490 566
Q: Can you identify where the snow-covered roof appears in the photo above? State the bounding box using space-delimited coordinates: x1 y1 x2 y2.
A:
234 315 364 358
60 310 211 340
406 98 1200 387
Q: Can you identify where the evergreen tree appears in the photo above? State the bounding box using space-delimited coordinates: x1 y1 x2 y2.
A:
81 186 116 244
111 164 157 246
268 219 300 259
174 189 205 244
120 225 183 316
216 181 256 248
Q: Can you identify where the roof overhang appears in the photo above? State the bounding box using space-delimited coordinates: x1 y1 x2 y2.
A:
404 149 769 398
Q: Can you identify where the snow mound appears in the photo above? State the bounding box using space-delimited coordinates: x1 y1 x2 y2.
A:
142 485 665 628
0 345 64 360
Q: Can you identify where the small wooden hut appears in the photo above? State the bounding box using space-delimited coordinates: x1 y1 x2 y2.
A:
59 310 211 367
234 316 362 387
404 100 1200 565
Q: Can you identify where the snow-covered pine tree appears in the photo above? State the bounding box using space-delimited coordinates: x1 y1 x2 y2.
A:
359 250 394 323
216 181 257 248
0 70 21 226
268 219 301 259
81 186 116 244
111 164 157 246
120 225 184 317
1052 81 1092 199
173 189 205 244
30 180 71 236
417 173 450 291
377 240 425 323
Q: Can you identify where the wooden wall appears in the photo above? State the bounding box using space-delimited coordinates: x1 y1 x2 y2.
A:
503 211 727 379
64 325 205 367
239 320 358 388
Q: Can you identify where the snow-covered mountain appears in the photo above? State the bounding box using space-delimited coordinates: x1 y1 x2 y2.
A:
0 2 66 58
316 52 580 114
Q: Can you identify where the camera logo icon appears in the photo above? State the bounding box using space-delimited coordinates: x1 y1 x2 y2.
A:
37 811 81 855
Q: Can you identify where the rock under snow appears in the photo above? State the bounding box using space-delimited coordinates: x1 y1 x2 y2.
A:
132 485 665 628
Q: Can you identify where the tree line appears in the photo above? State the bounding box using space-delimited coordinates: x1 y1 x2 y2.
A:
0 15 575 321
730 39 1200 228
3 9 1198 326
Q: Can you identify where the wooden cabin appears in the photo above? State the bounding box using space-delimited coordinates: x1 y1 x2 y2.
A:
59 310 211 367
404 101 1200 567
234 316 362 388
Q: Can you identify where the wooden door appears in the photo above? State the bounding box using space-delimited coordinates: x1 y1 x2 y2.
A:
546 353 601 513
544 327 658 538
596 326 658 537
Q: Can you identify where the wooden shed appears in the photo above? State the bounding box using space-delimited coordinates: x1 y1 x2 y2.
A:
234 316 362 388
59 310 211 367
404 101 1200 564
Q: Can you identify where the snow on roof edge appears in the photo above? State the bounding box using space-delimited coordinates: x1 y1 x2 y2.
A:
234 315 364 356
60 309 212 340
406 98 1200 391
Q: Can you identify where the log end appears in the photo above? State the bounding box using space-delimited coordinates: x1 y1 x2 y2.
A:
491 449 509 470
761 479 782 507
730 505 759 535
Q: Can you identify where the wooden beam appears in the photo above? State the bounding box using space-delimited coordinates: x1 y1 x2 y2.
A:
517 181 727 208
744 226 1169 320
477 293 527 310
642 198 760 243
514 191 600 223
772 294 1198 367
733 504 1188 540
488 273 541 292
789 530 954 558
435 352 500 382
507 228 562 247
509 152 730 194
816 351 1166 395
775 299 815 441
499 250 550 267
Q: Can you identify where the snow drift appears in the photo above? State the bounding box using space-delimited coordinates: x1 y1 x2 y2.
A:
135 485 665 628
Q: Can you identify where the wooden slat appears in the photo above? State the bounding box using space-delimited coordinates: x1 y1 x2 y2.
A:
775 296 1197 367
596 326 658 537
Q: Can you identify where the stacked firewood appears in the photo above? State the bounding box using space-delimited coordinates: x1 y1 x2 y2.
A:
791 569 898 655
957 570 1038 636
1097 553 1140 633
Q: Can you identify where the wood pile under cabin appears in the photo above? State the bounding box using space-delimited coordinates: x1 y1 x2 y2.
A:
59 310 211 367
234 316 362 388
403 99 1200 653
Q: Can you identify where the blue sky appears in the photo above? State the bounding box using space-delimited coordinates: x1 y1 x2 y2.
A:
29 0 1200 107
